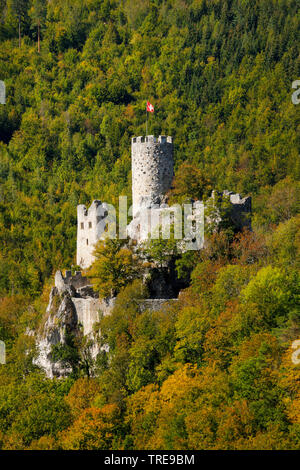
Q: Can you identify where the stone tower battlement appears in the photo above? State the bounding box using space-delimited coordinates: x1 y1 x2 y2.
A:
76 200 108 269
131 135 174 217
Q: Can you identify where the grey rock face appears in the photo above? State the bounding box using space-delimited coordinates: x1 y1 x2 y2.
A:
34 270 115 378
57 292 78 330
138 298 178 312
34 290 76 379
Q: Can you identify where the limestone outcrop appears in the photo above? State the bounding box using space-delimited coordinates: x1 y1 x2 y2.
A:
34 288 77 378
34 271 114 378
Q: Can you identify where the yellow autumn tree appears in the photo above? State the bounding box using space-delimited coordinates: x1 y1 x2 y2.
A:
60 404 122 450
65 378 103 419
87 239 142 298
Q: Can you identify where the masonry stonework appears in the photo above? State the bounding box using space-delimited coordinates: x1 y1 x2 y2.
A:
76 200 108 269
131 135 174 217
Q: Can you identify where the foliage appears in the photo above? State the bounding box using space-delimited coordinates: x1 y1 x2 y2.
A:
168 162 212 204
0 0 299 297
143 225 179 267
0 0 299 451
87 239 142 297
51 331 81 376
60 404 123 450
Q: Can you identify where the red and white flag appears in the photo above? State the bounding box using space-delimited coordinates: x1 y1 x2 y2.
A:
147 101 154 113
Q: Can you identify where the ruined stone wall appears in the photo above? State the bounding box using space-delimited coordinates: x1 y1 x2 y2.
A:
76 200 108 269
138 299 178 312
226 191 252 231
131 135 174 217
73 297 115 336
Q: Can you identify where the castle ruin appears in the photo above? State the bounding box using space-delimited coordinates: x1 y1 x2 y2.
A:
36 135 252 378
76 135 252 269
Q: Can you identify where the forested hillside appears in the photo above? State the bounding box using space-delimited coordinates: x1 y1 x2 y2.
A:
0 0 299 295
0 0 299 450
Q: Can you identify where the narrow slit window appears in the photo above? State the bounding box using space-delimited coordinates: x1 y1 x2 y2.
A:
80 223 84 229
89 222 92 228
86 239 89 245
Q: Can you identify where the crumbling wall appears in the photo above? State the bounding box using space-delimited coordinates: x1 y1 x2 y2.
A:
76 200 109 269
212 190 252 231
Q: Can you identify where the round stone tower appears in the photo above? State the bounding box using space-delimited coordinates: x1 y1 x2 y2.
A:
131 135 174 217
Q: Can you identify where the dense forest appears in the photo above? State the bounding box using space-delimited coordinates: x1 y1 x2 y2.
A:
0 0 299 450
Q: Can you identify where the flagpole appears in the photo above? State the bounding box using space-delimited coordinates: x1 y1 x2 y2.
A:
146 102 148 136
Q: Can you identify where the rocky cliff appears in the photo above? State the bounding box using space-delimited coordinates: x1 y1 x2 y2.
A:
34 271 114 378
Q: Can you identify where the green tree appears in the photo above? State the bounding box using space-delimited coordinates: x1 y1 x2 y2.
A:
29 0 46 53
10 0 29 47
87 239 142 298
